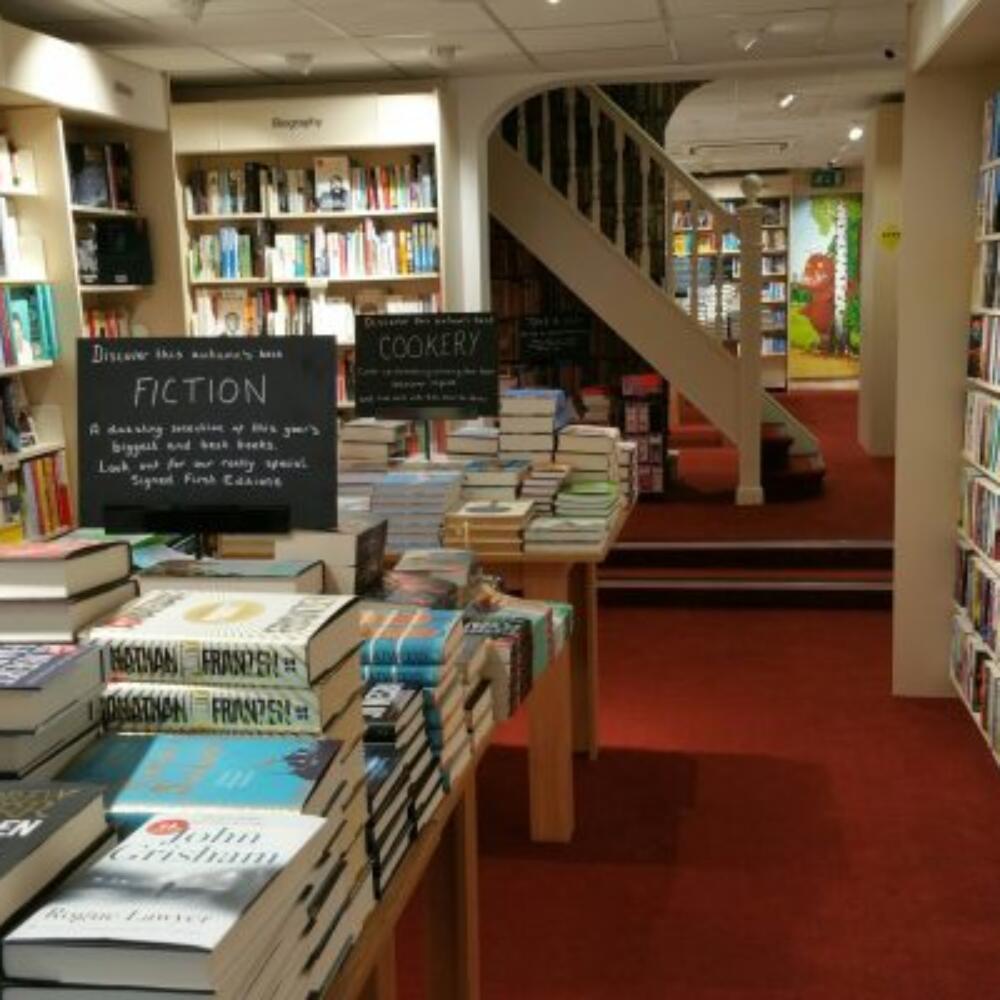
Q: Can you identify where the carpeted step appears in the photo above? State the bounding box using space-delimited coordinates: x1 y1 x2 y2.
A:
763 454 826 501
671 423 724 448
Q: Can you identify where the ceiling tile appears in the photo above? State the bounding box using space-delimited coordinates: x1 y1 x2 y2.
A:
101 0 297 13
296 1 495 36
104 43 242 72
533 44 675 71
483 0 659 30
148 9 345 44
0 0 110 22
666 0 831 15
515 20 667 54
366 28 520 64
218 38 391 79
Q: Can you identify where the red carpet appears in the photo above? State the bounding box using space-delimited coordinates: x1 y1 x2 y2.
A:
398 606 1000 998
622 391 895 542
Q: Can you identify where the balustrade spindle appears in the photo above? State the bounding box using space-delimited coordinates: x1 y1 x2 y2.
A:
715 222 725 338
541 92 552 185
517 103 527 159
615 126 626 251
639 150 651 275
590 100 600 231
567 88 578 210
690 197 701 322
664 173 675 298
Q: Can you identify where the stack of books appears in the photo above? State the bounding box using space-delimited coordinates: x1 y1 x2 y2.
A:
88 590 365 740
0 539 136 643
362 743 412 898
580 385 614 425
556 424 622 485
136 557 325 595
556 480 622 522
463 617 533 722
360 607 471 792
0 781 111 929
446 423 499 459
617 439 640 506
461 457 530 502
339 418 409 471
3 812 370 1000
372 470 462 552
0 645 103 779
395 549 481 606
498 388 572 463
464 677 495 753
524 516 610 554
443 500 534 556
519 461 570 516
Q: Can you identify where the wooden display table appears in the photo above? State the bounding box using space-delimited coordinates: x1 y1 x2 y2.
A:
328 742 485 1000
474 504 632 844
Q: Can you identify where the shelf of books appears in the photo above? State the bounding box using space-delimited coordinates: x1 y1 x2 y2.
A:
175 108 444 417
954 86 1000 761
672 195 789 391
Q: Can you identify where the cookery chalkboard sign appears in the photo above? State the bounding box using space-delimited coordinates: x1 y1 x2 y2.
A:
355 313 498 419
78 337 337 533
519 315 591 363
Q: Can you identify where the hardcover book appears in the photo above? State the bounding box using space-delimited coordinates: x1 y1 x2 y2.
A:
0 644 102 732
0 781 107 927
3 812 328 992
87 590 361 688
60 733 343 832
359 607 463 666
0 697 100 778
0 580 138 644
136 558 324 595
0 539 131 599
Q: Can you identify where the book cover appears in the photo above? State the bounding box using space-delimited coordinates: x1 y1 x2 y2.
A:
88 590 358 688
4 812 327 982
315 156 350 212
101 681 328 735
359 608 462 666
0 781 103 882
375 571 459 610
0 644 99 694
61 733 340 832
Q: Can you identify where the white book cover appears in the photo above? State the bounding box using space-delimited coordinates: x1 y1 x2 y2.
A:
5 811 325 964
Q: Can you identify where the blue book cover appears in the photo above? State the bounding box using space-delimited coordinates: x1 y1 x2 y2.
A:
362 662 448 686
0 644 98 691
59 732 339 833
360 608 462 666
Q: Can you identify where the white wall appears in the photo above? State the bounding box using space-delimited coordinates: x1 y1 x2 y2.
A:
859 102 903 456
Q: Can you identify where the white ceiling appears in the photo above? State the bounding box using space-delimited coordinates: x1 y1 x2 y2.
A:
666 67 905 172
0 0 909 85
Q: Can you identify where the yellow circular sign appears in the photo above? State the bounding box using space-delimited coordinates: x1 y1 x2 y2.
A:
183 599 266 624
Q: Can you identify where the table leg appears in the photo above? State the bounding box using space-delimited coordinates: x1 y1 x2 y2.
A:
359 937 397 1000
424 774 481 1000
570 562 600 760
523 563 575 843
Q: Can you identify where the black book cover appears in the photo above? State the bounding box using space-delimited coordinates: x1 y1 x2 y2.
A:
0 781 102 880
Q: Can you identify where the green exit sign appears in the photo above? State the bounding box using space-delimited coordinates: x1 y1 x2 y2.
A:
812 168 845 188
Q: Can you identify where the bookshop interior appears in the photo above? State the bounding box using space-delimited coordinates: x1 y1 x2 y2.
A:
0 0 996 997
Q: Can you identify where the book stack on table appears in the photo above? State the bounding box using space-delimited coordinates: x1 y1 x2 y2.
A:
372 470 463 553
460 457 530 503
446 422 499 459
339 418 410 473
360 607 472 793
443 499 534 557
498 388 572 464
556 424 622 486
617 439 640 506
556 480 622 521
519 461 570 516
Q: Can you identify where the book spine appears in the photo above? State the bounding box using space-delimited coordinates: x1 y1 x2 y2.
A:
100 636 313 687
102 681 322 733
361 662 445 684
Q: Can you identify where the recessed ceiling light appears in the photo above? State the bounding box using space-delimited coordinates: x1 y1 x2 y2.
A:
284 52 314 76
734 29 761 52
848 124 864 141
778 93 796 109
547 0 561 5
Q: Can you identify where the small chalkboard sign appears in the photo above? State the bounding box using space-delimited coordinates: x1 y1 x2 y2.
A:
355 313 498 419
78 337 337 533
519 315 591 363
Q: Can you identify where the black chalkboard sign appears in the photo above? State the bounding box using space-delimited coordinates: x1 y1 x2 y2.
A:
78 337 337 533
354 313 498 419
519 315 591 363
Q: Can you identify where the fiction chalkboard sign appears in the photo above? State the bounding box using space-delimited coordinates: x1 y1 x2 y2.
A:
519 315 592 363
354 313 498 419
78 337 337 533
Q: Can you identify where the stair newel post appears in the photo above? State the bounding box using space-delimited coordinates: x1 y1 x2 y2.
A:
566 88 578 210
590 98 600 231
615 124 626 251
664 171 675 298
737 173 765 506
689 195 700 322
639 148 651 276
541 91 552 185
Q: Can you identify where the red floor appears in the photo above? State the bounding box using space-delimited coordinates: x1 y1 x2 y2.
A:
400 605 1000 999
622 391 895 542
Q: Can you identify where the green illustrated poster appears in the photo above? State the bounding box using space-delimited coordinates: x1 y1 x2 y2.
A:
789 195 863 381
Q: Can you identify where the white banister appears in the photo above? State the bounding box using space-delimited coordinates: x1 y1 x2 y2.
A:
615 125 626 251
590 97 600 231
639 149 651 274
541 92 552 185
567 88 578 209
736 173 764 506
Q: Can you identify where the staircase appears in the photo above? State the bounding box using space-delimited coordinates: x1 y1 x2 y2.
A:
489 86 825 504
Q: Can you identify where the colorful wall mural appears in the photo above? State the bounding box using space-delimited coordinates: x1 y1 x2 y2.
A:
789 195 863 381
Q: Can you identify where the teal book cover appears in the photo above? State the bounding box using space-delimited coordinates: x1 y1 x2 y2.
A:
362 662 448 685
360 608 461 666
59 732 339 833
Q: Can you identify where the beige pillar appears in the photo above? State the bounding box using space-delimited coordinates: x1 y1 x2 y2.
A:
893 65 998 696
858 101 903 457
